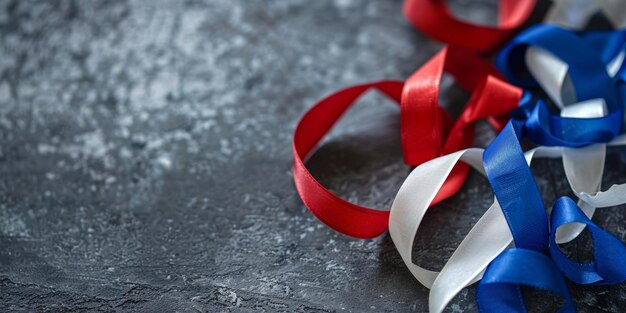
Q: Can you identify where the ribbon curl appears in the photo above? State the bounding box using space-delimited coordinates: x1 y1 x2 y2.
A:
476 25 626 312
477 249 576 313
389 111 626 313
546 0 626 30
292 46 518 238
498 24 626 239
293 3 626 310
472 25 626 311
477 115 626 312
549 196 626 285
389 25 626 312
403 0 537 53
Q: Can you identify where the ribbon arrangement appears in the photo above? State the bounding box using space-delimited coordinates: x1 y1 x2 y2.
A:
292 0 626 311
292 47 519 238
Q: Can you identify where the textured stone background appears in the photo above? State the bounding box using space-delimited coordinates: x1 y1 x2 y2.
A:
0 0 624 312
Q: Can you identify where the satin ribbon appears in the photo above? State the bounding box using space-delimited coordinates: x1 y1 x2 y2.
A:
403 0 537 53
546 0 626 30
478 196 626 312
499 24 626 239
293 0 626 241
477 113 626 312
497 24 626 108
389 24 626 311
476 25 626 310
293 2 626 310
549 196 626 285
389 119 626 313
293 46 519 238
389 131 626 313
483 119 548 252
477 249 576 313
477 192 626 313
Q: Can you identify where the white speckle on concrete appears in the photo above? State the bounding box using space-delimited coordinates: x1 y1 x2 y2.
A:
0 83 10 102
220 139 232 155
157 155 172 169
451 304 463 313
334 0 355 9
0 211 30 237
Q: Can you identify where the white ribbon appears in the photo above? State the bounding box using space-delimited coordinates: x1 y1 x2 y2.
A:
389 103 626 313
546 0 626 30
527 38 626 239
389 26 626 312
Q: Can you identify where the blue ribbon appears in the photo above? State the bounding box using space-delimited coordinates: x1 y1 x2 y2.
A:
479 117 626 312
477 249 576 313
550 197 626 285
497 24 626 107
498 24 625 147
483 119 548 252
524 99 622 147
479 116 569 311
477 24 626 313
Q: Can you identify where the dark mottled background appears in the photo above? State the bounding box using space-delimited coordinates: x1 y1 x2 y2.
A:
0 0 624 312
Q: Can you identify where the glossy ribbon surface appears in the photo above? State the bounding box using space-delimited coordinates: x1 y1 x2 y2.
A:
477 249 576 313
390 24 626 312
477 25 626 312
293 47 518 238
549 196 626 285
403 0 536 52
547 0 626 29
478 118 626 312
292 2 626 311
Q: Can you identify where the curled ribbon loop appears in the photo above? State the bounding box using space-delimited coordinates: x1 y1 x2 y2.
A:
389 96 626 312
476 130 626 311
499 24 626 242
401 47 520 203
501 25 626 244
401 47 516 165
497 25 625 107
477 97 625 310
497 25 625 149
390 27 626 311
403 0 537 53
549 196 626 285
546 0 626 30
477 249 576 313
389 147 489 288
293 81 403 239
293 47 519 238
291 1 626 311
474 25 626 307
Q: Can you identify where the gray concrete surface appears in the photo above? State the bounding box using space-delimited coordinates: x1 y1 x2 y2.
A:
0 0 624 312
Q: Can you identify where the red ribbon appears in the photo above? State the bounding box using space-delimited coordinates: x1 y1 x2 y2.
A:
404 0 537 53
292 46 522 238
